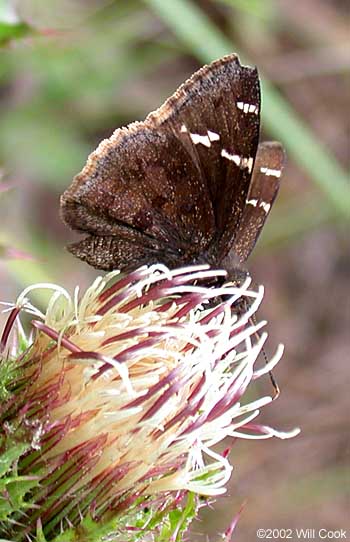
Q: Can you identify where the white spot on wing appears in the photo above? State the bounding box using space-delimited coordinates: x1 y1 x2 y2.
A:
247 198 258 207
180 124 188 133
237 101 259 115
260 166 282 178
207 130 220 141
260 201 271 213
221 150 253 172
221 149 241 166
190 133 211 147
241 156 254 172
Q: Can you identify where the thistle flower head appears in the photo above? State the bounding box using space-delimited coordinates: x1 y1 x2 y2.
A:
0 265 299 541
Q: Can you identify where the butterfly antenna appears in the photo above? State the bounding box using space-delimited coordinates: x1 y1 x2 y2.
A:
251 313 280 399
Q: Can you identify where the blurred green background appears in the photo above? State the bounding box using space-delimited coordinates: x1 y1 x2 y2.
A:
0 0 349 539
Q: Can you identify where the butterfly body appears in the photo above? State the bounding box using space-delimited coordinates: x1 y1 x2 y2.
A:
61 54 285 276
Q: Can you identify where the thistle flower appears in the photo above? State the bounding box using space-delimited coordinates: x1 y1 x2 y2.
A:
0 265 299 542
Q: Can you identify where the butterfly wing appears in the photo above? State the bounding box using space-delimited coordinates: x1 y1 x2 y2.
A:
228 141 285 264
61 54 260 270
61 122 215 270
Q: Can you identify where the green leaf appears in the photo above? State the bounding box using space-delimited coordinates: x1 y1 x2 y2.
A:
0 475 39 519
0 444 30 479
0 440 39 521
0 21 32 46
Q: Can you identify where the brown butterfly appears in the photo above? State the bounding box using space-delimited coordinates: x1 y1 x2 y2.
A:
60 54 285 277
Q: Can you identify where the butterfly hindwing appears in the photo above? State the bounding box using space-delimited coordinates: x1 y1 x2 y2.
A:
230 141 285 263
61 124 215 269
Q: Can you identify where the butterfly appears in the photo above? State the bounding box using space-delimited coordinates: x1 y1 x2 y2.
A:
60 53 285 278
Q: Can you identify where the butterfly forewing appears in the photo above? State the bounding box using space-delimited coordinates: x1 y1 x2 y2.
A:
148 54 260 243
